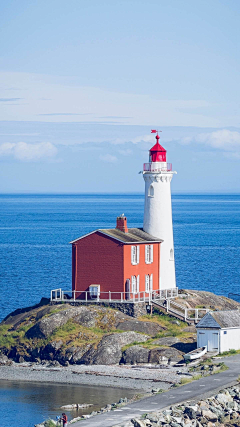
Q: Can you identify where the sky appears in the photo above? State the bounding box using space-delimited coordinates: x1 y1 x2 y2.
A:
1 0 240 193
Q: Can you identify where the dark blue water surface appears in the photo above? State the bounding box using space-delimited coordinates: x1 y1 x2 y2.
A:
1 193 240 322
1 193 240 427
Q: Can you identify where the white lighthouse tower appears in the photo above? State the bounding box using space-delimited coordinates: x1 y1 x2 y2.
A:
143 131 176 291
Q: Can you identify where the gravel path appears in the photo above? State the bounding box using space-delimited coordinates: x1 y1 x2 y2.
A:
0 362 188 391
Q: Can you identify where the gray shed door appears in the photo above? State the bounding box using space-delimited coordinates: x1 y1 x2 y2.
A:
198 330 219 352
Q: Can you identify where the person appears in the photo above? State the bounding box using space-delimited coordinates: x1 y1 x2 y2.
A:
61 413 68 426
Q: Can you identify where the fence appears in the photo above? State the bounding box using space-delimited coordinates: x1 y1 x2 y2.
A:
165 299 209 322
50 287 178 304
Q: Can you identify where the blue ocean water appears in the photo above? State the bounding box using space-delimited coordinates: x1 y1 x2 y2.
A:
1 194 240 322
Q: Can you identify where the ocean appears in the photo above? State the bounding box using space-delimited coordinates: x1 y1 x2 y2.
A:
1 193 240 426
1 193 240 322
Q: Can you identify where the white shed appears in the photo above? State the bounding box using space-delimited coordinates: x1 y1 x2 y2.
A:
196 310 240 353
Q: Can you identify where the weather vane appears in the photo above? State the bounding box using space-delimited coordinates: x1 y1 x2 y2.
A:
151 129 162 136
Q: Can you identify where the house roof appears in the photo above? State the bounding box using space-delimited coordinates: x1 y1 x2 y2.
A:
196 310 240 329
70 228 163 245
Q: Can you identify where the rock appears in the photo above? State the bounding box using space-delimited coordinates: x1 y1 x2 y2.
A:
201 410 218 421
153 337 180 346
0 355 9 365
148 347 183 364
184 407 196 419
26 307 84 339
74 308 99 327
61 403 93 409
216 392 233 405
131 419 147 427
121 345 150 364
116 319 165 336
88 332 149 365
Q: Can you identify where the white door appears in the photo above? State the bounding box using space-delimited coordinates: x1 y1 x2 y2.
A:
209 332 219 352
198 330 219 352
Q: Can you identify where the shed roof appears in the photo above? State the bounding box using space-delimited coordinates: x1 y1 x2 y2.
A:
70 228 163 245
196 310 240 329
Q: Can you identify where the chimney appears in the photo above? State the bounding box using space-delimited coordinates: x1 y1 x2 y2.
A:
116 214 128 233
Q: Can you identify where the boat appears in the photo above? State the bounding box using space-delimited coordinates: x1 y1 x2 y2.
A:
184 346 207 361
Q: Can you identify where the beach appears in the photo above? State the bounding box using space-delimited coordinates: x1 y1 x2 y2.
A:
0 361 187 392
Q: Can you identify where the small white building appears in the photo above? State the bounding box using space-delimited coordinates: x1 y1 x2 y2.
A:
196 310 240 353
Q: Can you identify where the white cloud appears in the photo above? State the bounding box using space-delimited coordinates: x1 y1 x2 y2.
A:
0 141 58 161
99 154 118 163
195 129 240 150
179 129 240 153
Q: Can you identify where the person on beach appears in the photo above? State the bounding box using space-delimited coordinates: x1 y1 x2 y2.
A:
61 413 68 426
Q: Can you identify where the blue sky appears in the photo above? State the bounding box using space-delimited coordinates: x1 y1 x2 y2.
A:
1 0 240 193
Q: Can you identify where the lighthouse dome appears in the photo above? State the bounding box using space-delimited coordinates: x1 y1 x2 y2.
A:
149 135 167 162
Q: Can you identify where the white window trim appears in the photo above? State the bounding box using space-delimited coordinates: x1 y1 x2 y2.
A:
145 274 150 293
145 244 153 264
131 275 139 294
131 245 140 265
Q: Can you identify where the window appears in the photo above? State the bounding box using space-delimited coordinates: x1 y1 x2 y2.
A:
145 274 153 293
89 285 100 299
131 245 139 265
145 244 153 264
148 184 154 197
132 275 139 294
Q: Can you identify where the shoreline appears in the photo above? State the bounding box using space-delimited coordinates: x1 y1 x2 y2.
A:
0 362 187 392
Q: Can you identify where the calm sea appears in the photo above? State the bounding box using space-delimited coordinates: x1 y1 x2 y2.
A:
1 194 240 426
1 193 240 322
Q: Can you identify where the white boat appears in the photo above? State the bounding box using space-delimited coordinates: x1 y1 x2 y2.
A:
184 346 207 361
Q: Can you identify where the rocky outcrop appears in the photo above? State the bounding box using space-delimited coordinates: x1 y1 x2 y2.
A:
177 289 240 310
26 307 86 339
116 320 165 336
148 347 183 363
86 332 150 365
122 345 150 364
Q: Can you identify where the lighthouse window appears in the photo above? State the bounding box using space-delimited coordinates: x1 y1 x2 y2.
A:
131 245 139 265
145 244 153 264
148 185 154 197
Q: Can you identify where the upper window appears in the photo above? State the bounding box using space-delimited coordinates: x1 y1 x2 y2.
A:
148 184 154 197
145 244 153 264
131 245 139 265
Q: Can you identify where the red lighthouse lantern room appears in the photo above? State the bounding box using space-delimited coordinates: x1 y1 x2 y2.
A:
149 134 167 163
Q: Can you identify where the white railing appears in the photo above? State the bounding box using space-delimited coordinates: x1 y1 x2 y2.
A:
50 287 178 304
165 299 209 322
143 162 172 172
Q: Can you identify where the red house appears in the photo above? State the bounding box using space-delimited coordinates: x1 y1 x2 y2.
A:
70 215 162 301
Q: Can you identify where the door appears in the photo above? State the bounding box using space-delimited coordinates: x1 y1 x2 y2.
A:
198 330 219 352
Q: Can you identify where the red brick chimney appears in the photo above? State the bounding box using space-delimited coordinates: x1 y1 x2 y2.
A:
116 214 128 233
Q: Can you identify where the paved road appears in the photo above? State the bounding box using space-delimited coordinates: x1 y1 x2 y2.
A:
72 354 240 427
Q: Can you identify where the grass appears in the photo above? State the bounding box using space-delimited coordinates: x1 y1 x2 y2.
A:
216 349 240 357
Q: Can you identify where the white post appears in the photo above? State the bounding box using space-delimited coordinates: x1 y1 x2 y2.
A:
185 309 187 321
109 291 111 302
133 293 135 303
121 292 123 302
73 291 75 302
85 292 87 302
166 299 169 312
143 292 145 302
196 309 198 321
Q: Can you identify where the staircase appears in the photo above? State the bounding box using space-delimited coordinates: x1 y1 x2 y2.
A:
151 293 209 324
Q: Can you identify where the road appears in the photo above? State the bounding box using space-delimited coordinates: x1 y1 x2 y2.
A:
72 354 240 427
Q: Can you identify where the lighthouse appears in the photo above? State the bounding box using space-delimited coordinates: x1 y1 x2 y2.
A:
143 131 176 291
